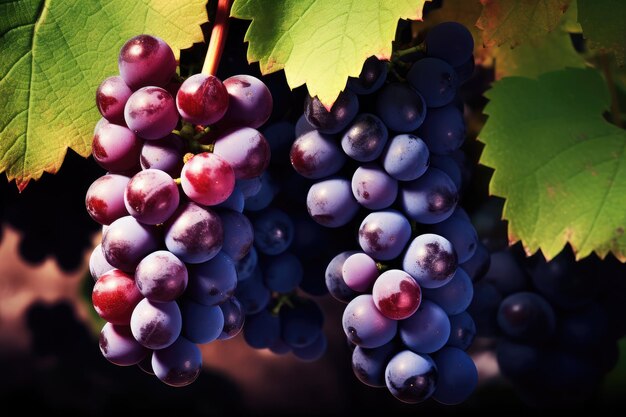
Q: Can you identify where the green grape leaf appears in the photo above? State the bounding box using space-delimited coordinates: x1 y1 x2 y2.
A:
493 27 585 79
0 0 207 191
231 0 430 109
578 0 626 64
477 0 571 47
480 68 626 261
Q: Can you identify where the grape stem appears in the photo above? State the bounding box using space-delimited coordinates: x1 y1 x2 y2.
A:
202 0 233 76
600 54 622 128
271 294 295 316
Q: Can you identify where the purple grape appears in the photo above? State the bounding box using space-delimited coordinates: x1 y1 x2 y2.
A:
372 269 422 320
446 311 476 350
124 169 179 225
422 268 473 315
348 56 388 95
164 202 224 264
218 297 245 340
290 130 346 179
92 123 142 172
118 34 176 90
358 210 411 261
253 208 294 255
237 177 262 198
432 347 478 405
430 154 462 190
263 252 303 293
152 336 202 387
280 301 324 348
426 22 474 67
385 350 437 403
130 299 182 350
218 210 254 261
187 252 237 306
243 309 281 348
139 134 186 176
176 73 229 125
269 338 292 355
235 246 258 282
400 167 458 224
213 127 271 179
293 333 327 362
403 233 458 289
89 243 114 281
304 90 359 134
342 294 397 348
307 177 359 228
351 164 398 209
342 252 379 292
135 250 188 302
295 114 315 137
417 104 465 155
99 323 148 366
352 341 398 388
96 76 132 124
400 300 451 353
219 74 273 129
381 134 430 181
102 215 160 271
341 113 388 162
181 152 236 206
85 174 130 225
215 186 245 213
244 173 276 211
124 87 179 140
325 251 359 303
180 299 224 344
234 268 270 314
407 58 458 108
375 83 427 132
428 209 477 264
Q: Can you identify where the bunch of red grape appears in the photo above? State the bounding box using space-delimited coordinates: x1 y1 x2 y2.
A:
86 34 272 387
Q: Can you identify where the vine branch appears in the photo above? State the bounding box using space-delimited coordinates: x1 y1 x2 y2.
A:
202 0 233 76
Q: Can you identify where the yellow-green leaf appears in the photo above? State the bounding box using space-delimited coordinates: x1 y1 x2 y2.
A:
231 0 430 109
0 0 207 191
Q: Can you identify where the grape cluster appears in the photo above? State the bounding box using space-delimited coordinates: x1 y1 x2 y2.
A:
86 34 273 387
290 22 486 404
470 246 626 407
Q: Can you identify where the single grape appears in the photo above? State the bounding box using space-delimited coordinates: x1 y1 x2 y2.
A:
263 252 304 293
218 210 254 261
213 127 271 179
385 350 438 404
243 309 281 349
130 298 182 350
280 301 324 348
497 292 556 342
176 73 229 125
348 56 388 94
342 252 379 292
243 172 276 211
352 341 398 387
92 269 143 325
237 177 262 198
181 152 236 206
164 202 224 264
304 90 359 134
417 104 465 155
118 34 176 90
400 167 458 224
124 169 179 225
295 114 315 137
342 294 397 348
218 297 245 340
187 252 237 306
460 241 491 282
399 300 451 353
101 216 160 271
325 251 360 304
403 233 458 289
430 154 462 190
375 83 427 132
372 269 422 320
216 186 245 213
351 164 398 210
432 347 478 405
341 113 388 162
307 177 359 228
99 323 148 366
292 333 327 362
422 268 473 315
180 299 224 344
425 22 474 67
85 174 130 225
92 123 142 172
482 250 528 295
96 76 132 124
124 87 179 140
236 246 258 282
269 339 292 355
407 57 458 108
234 268 271 314
152 336 202 387
219 74 273 128
381 134 430 181
290 130 346 179
89 243 114 281
358 210 411 261
253 208 294 255
446 311 476 350
134 250 188 302
139 134 186 176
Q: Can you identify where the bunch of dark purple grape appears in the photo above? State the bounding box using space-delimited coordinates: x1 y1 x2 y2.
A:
86 34 273 387
290 22 488 404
